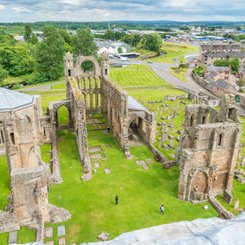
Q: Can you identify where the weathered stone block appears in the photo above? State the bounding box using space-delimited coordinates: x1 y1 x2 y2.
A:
8 231 17 244
45 227 53 238
58 225 66 236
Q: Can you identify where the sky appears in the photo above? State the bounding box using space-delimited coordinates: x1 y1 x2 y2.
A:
0 0 244 23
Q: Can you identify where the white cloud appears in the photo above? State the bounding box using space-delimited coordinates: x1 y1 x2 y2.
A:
0 4 5 10
12 6 32 13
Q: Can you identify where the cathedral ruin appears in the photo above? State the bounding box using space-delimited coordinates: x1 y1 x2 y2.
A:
177 94 241 203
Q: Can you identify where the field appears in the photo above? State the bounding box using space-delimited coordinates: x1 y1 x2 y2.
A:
149 42 198 63
1 63 245 244
170 67 189 83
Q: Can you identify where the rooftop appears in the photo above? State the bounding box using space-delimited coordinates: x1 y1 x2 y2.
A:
128 96 147 111
0 88 35 112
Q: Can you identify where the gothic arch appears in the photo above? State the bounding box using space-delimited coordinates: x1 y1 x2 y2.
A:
74 56 101 76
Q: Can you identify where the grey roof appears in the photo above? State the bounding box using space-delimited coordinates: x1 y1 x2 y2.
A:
0 88 34 112
207 51 245 58
128 96 147 111
206 65 230 73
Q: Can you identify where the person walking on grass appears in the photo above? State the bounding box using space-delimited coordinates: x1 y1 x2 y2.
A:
160 204 164 214
115 195 119 205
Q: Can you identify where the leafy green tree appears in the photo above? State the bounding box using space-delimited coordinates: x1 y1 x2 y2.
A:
0 45 34 76
0 65 8 83
59 29 72 45
193 65 205 77
122 34 141 47
0 30 16 46
35 25 65 81
24 25 32 41
30 34 38 45
72 28 97 56
213 58 240 72
138 33 162 54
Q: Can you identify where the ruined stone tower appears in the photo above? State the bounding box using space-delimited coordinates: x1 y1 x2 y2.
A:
0 88 70 241
177 95 241 203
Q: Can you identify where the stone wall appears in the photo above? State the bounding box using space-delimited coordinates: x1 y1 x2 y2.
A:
177 95 241 203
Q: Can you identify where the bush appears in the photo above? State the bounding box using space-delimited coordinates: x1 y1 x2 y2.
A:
12 83 21 90
27 73 48 85
0 65 8 83
179 63 187 69
193 65 205 77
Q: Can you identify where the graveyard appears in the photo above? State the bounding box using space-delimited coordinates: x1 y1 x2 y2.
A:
0 60 245 244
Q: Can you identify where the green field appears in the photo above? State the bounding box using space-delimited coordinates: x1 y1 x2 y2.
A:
110 65 172 88
149 42 198 63
170 67 189 83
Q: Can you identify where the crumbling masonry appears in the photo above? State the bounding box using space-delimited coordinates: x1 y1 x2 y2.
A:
177 95 241 203
0 89 70 241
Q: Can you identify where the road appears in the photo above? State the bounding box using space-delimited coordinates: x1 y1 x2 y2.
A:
132 60 216 97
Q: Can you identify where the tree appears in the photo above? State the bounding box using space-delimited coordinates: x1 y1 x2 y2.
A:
0 65 8 84
213 58 240 72
72 28 97 56
35 25 65 81
24 25 32 41
0 45 34 76
138 33 162 54
0 30 16 45
30 34 38 45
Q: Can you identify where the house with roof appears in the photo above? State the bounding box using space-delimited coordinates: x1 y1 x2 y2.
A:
96 40 131 55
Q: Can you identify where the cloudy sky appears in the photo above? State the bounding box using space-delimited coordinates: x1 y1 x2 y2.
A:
0 0 244 22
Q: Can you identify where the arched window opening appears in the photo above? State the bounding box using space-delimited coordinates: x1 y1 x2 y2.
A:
218 134 223 146
10 133 15 145
0 129 4 144
202 116 206 124
190 115 194 127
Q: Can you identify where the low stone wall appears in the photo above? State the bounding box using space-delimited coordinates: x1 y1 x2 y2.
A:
209 195 234 219
147 143 176 168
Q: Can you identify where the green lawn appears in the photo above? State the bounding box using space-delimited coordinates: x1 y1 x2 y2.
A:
0 156 10 210
170 67 189 83
149 42 198 63
110 65 173 88
44 129 217 244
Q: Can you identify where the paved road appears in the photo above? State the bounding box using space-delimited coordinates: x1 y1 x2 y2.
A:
19 80 64 92
132 60 217 96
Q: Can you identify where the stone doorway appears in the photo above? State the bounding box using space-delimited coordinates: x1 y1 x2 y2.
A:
128 117 144 146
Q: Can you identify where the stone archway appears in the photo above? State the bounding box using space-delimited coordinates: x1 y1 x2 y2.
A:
74 56 101 77
57 105 69 126
128 115 145 146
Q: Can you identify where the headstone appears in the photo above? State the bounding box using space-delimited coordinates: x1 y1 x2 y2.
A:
46 241 54 245
94 162 100 168
8 231 17 244
58 225 66 237
90 154 101 159
104 168 111 174
89 147 101 153
98 232 110 241
146 159 153 164
58 238 66 245
234 199 240 210
103 129 109 134
45 227 53 238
